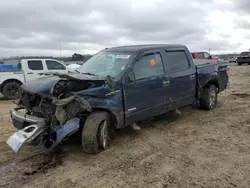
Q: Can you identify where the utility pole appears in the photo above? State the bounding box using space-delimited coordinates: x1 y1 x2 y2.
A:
209 48 211 54
58 38 62 61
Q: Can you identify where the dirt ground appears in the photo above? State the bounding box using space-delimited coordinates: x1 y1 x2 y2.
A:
1 64 250 188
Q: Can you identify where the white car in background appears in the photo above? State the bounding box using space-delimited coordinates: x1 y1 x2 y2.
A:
67 63 81 71
0 58 69 99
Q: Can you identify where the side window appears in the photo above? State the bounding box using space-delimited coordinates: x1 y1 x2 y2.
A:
163 51 190 72
204 52 210 59
133 53 164 80
197 52 204 59
45 60 66 70
27 60 43 70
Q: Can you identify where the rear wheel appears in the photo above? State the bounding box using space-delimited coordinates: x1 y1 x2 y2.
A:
81 111 112 154
2 82 21 99
200 84 218 110
238 62 242 66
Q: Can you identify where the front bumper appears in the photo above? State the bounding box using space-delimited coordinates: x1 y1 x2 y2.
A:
7 108 46 152
7 108 80 153
10 108 44 129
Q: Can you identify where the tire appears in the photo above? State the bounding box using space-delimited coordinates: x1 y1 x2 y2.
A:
81 111 111 154
238 63 242 66
2 82 21 99
200 84 218 110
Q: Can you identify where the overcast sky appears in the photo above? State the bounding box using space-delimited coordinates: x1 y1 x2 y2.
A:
0 0 249 57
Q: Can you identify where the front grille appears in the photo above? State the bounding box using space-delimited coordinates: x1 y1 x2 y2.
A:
19 91 54 120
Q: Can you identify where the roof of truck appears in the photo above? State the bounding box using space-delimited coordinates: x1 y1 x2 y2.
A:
105 44 186 53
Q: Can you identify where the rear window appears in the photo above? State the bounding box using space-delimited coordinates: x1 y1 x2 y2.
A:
27 60 43 70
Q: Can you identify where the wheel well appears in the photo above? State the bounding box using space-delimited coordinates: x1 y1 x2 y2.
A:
91 108 118 128
0 79 23 92
203 79 219 90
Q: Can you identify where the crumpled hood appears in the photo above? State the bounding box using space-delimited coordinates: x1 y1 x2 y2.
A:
21 72 108 96
21 76 60 95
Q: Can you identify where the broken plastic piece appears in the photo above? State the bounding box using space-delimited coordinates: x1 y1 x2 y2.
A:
6 123 46 153
131 122 141 131
175 109 182 115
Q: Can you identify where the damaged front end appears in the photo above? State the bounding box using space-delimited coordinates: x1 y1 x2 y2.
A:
7 74 108 153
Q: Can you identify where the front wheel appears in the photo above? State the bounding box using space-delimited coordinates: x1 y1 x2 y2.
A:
200 84 218 110
2 82 21 99
81 111 112 154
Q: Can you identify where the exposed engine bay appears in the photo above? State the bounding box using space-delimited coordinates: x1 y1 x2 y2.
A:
19 78 105 122
8 75 109 152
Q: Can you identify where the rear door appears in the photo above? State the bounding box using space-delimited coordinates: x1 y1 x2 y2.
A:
161 49 196 110
123 50 169 125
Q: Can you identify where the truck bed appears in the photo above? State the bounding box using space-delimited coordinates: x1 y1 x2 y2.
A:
193 59 218 65
195 60 229 93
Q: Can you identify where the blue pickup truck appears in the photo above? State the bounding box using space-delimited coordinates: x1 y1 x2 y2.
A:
7 44 229 154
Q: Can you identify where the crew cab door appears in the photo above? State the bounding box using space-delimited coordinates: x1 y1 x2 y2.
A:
161 49 196 110
22 60 47 82
123 51 169 125
44 60 68 74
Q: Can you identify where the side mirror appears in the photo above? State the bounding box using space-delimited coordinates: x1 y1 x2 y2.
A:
105 75 113 89
127 71 135 83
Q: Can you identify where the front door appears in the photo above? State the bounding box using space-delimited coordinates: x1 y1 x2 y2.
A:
123 51 169 125
44 60 68 74
24 60 47 82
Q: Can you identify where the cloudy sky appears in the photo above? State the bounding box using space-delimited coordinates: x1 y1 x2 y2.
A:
0 0 249 57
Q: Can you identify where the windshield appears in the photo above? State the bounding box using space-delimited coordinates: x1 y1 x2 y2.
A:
76 51 134 77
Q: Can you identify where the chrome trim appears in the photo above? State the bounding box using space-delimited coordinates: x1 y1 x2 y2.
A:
10 109 44 124
128 107 136 112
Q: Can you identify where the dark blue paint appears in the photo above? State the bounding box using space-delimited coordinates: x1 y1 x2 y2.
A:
22 44 229 129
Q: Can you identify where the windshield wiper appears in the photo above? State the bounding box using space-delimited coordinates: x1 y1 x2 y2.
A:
75 70 80 73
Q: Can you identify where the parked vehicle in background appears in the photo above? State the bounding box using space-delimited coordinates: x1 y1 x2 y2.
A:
0 58 69 99
6 44 229 154
0 64 19 72
229 57 237 63
191 51 218 61
67 63 81 71
237 52 250 65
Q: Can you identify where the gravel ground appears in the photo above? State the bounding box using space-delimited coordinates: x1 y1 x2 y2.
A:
1 64 250 188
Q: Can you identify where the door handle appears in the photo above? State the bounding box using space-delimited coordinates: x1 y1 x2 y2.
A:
189 74 195 80
163 80 170 87
27 72 33 74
